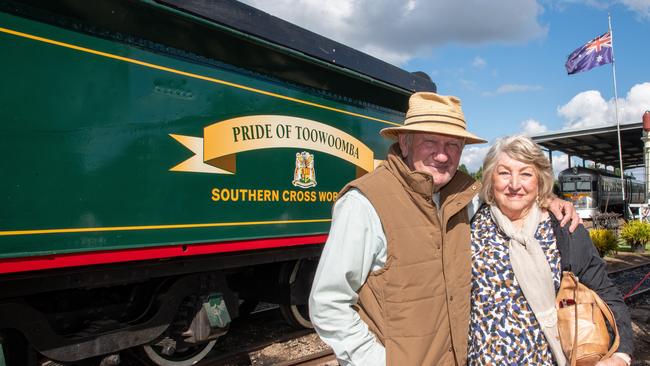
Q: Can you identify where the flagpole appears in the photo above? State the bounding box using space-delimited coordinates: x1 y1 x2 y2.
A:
609 14 626 210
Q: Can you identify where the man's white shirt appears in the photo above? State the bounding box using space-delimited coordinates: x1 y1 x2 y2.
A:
309 189 479 366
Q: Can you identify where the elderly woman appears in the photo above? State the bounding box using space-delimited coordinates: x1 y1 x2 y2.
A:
467 135 633 366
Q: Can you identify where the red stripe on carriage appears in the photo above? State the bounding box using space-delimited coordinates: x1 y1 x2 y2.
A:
0 234 328 274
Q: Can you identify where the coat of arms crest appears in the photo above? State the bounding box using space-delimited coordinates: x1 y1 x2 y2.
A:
292 151 317 188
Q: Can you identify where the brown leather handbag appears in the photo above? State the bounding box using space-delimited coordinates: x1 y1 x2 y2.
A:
556 271 620 366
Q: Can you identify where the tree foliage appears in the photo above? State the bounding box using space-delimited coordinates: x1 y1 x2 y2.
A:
471 166 483 181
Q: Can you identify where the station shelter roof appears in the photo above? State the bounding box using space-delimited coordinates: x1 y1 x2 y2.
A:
531 122 645 169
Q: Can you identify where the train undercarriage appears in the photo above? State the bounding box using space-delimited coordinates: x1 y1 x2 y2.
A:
0 247 320 366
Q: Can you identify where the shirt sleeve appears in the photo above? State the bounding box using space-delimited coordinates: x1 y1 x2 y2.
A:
468 193 481 219
309 189 387 366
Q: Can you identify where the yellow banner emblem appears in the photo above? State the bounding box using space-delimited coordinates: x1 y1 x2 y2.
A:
170 115 381 175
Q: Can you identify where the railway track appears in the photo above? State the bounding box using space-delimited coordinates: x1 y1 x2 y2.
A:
200 262 650 366
200 347 336 366
121 304 334 366
609 262 650 365
198 304 328 366
196 262 650 366
609 262 650 306
95 260 650 366
627 287 650 306
277 349 337 366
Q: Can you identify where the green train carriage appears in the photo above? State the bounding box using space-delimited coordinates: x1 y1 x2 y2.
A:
0 0 435 364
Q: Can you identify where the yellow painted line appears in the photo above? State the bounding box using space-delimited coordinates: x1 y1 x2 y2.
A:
0 218 332 236
0 26 401 127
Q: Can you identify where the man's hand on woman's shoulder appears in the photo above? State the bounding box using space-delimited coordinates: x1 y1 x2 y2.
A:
546 196 582 233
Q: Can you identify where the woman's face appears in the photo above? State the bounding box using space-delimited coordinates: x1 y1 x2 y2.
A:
491 152 539 221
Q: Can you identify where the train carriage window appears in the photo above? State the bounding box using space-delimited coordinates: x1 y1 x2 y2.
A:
604 181 612 192
576 182 590 191
562 182 576 191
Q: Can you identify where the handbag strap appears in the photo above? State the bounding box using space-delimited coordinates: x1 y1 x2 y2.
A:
593 288 620 359
571 279 578 366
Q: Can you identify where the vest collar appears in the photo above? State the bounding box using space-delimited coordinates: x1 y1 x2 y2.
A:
384 143 480 213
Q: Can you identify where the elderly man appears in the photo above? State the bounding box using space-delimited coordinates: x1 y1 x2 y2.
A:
309 92 579 366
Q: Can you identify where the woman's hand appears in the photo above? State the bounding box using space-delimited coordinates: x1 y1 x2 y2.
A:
595 354 632 366
547 196 582 232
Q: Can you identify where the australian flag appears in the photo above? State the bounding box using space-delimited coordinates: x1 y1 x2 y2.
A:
565 32 613 75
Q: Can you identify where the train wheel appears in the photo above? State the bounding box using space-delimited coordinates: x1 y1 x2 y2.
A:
279 301 312 329
278 260 314 329
141 340 216 366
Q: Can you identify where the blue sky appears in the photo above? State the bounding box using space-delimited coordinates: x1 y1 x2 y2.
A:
241 0 650 174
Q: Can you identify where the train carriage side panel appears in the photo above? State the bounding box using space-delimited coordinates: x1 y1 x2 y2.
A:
558 166 644 218
0 6 405 269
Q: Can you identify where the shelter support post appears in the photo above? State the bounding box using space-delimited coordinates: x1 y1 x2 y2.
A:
643 111 650 201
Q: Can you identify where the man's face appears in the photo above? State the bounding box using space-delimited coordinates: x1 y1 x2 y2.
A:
398 132 464 189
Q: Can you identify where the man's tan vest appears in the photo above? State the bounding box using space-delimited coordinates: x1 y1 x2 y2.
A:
340 145 479 366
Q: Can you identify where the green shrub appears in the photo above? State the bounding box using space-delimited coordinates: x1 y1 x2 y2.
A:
619 220 650 253
589 229 618 257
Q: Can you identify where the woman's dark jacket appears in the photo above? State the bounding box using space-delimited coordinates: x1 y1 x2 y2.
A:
550 214 634 355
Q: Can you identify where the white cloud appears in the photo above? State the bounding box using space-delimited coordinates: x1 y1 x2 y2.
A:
551 153 569 177
472 57 487 69
359 44 413 66
521 119 548 135
555 0 650 18
483 84 543 96
239 0 547 65
620 0 650 18
558 82 650 129
548 153 595 178
557 90 609 129
461 145 492 173
553 154 569 172
619 82 650 123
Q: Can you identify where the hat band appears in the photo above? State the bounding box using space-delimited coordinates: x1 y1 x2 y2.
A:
403 119 466 129
405 113 465 123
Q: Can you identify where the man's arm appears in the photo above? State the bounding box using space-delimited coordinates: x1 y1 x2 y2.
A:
547 196 581 232
309 190 386 366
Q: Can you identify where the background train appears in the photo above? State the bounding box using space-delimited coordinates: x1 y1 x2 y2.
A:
558 166 646 219
0 1 435 365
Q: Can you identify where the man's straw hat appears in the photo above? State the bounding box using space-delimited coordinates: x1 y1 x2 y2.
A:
380 92 486 145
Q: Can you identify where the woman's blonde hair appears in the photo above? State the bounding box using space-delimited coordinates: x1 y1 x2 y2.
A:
479 135 554 208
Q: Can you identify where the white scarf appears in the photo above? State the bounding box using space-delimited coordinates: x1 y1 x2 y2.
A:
489 203 567 366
